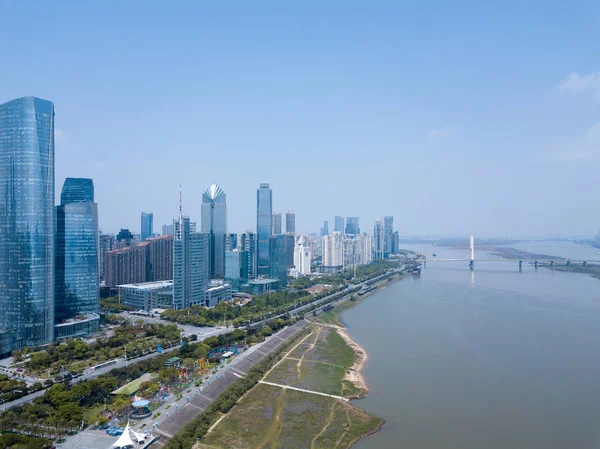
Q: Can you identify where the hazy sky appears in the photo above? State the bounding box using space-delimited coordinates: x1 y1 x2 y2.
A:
1 1 599 237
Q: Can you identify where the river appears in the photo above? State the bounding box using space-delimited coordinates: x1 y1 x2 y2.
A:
343 243 600 449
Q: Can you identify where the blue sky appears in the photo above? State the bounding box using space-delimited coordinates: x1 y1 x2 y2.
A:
1 1 599 237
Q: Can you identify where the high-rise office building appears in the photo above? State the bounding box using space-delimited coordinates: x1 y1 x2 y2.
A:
162 224 174 236
272 212 282 235
293 236 312 275
286 211 295 234
383 216 393 258
373 219 385 259
116 228 134 247
321 220 329 237
269 234 288 288
284 234 295 267
99 232 116 282
225 249 249 291
334 216 344 233
141 212 153 242
322 232 344 268
173 215 209 309
345 217 360 235
201 184 227 278
0 97 55 355
257 183 272 276
240 231 257 279
226 233 238 251
55 178 99 335
392 231 400 255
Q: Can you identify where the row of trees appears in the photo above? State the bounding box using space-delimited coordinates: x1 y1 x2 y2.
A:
15 321 182 375
0 315 300 439
162 260 397 329
163 328 310 449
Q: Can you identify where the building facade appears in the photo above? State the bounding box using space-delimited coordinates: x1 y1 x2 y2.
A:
173 216 209 309
99 232 116 283
373 219 385 259
383 216 394 257
118 281 174 311
322 231 344 269
293 235 312 275
226 233 238 251
334 216 344 233
272 212 282 234
0 97 55 355
225 249 249 291
201 184 227 278
55 178 100 336
345 217 360 235
269 234 288 288
320 220 329 237
141 212 153 242
240 231 257 279
257 183 272 276
286 211 295 234
162 224 174 236
146 235 173 281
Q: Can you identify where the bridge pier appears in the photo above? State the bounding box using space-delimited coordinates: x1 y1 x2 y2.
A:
550 261 554 267
519 260 522 272
534 260 538 269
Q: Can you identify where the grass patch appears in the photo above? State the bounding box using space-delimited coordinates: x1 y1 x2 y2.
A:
83 403 105 424
201 326 382 449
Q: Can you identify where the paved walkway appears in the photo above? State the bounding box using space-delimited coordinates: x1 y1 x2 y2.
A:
258 380 349 402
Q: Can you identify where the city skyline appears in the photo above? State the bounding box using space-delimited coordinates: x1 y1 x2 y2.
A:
2 2 599 237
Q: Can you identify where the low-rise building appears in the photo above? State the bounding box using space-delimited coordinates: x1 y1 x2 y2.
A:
204 282 232 308
118 280 174 311
248 278 279 295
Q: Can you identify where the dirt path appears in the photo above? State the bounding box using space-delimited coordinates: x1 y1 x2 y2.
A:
296 329 320 379
333 406 352 449
311 400 336 449
256 388 286 449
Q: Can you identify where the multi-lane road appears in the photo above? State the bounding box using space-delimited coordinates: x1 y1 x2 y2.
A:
2 269 399 412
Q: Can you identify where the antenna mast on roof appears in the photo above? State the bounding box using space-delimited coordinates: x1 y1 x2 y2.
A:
179 184 182 219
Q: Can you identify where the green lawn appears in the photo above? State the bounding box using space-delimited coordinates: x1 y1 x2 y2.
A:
200 326 382 449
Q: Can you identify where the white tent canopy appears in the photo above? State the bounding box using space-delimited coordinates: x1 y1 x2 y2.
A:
131 429 147 443
112 423 135 449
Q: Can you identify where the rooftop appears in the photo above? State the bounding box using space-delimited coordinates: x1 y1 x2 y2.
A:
118 280 173 290
249 278 278 285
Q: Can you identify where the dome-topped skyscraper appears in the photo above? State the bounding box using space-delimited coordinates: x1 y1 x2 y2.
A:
201 184 227 277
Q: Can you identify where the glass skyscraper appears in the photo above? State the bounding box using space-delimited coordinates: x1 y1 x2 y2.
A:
141 212 153 242
55 178 99 334
201 184 227 278
286 211 295 234
334 216 344 233
256 183 272 276
269 234 288 288
0 97 55 355
345 217 360 235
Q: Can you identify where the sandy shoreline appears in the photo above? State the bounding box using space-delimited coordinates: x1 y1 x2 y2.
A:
337 272 402 398
339 328 369 397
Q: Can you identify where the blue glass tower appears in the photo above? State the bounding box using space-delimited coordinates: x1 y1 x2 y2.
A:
257 183 272 276
141 212 153 242
0 97 55 354
55 178 100 331
201 184 227 278
269 235 288 288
